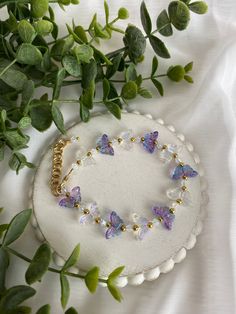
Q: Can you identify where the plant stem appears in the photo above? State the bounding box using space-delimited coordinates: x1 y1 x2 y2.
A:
47 34 70 46
110 73 167 83
0 59 16 78
5 247 107 283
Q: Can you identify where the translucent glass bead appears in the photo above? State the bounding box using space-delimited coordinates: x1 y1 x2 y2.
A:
166 187 181 200
152 218 160 227
181 190 192 205
72 163 79 170
159 144 182 164
119 130 133 150
82 156 96 166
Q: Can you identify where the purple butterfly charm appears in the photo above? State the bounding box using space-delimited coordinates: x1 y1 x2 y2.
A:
59 186 81 208
171 164 198 180
79 203 100 224
105 211 124 239
142 131 158 153
96 134 114 156
152 205 175 230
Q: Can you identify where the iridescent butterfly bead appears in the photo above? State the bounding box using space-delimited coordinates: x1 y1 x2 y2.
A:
159 144 182 164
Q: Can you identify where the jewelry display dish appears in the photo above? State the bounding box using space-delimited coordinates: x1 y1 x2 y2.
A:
30 111 208 287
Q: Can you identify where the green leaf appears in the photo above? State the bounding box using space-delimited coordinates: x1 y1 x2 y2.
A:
66 24 83 44
168 1 190 30
25 243 51 285
167 65 185 82
107 281 123 302
149 35 170 59
94 22 110 39
103 78 110 100
156 9 173 37
121 81 138 100
0 142 5 161
138 87 152 98
18 20 36 43
92 46 112 66
84 266 99 294
105 101 121 120
62 55 81 77
125 63 137 82
184 74 193 83
18 117 31 130
0 224 8 238
74 25 88 43
4 130 29 150
80 81 95 110
36 304 51 314
184 61 193 72
0 285 36 312
22 80 34 107
51 104 66 134
30 101 52 132
51 36 74 61
108 82 122 108
8 153 34 174
151 56 158 76
80 102 90 122
108 266 125 280
81 59 97 89
53 68 66 100
123 25 146 63
188 1 208 14
106 54 122 79
62 244 80 272
16 44 43 65
34 20 53 36
0 60 27 91
60 274 70 309
74 44 93 63
104 0 109 24
0 248 9 294
31 0 49 18
151 78 164 96
140 1 152 35
6 305 32 314
65 307 78 314
2 209 32 246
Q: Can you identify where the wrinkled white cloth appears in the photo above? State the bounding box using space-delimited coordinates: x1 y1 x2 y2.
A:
0 0 236 313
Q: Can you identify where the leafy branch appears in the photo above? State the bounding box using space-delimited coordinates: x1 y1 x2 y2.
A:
0 208 124 313
0 0 208 173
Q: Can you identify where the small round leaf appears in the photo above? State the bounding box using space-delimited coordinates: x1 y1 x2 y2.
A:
188 1 208 14
31 0 49 18
16 44 43 65
168 1 190 30
121 81 138 100
167 65 185 82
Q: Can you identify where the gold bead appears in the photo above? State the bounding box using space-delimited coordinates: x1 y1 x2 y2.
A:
154 140 158 145
179 162 184 167
158 216 163 222
95 217 101 224
169 208 175 214
162 144 167 150
108 141 112 146
172 153 178 159
66 192 70 197
147 222 153 229
83 208 90 215
75 202 80 208
87 151 92 157
76 136 80 141
106 222 111 228
96 146 100 151
176 199 183 205
120 225 126 232
182 175 188 180
117 138 123 143
76 160 81 165
132 224 139 231
141 137 145 142
130 137 136 142
181 185 187 191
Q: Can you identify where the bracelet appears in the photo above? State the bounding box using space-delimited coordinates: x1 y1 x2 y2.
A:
51 130 198 240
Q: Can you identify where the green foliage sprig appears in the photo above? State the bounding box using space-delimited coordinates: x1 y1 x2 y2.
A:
0 208 125 313
0 0 208 173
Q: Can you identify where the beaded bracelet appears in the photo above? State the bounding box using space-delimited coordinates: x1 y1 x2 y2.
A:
51 130 198 240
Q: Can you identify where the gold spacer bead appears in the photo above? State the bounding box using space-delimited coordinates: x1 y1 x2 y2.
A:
87 151 92 157
117 138 123 143
158 216 163 222
120 225 126 232
182 175 188 180
141 137 145 142
172 153 178 159
106 222 111 228
95 217 101 224
162 144 167 150
75 202 80 208
169 208 175 214
147 222 153 229
176 199 183 205
132 224 139 231
76 160 81 165
96 146 100 151
83 208 90 215
130 137 136 142
76 136 80 141
181 185 187 191
154 140 158 145
66 192 70 197
179 162 184 167
108 141 112 146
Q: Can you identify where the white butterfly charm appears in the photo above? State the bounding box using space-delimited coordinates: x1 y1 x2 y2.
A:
77 203 100 224
119 130 133 150
131 213 150 240
159 144 182 164
166 186 192 205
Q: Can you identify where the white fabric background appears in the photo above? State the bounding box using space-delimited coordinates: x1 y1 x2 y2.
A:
0 0 236 313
